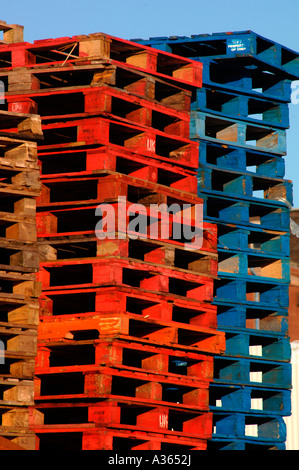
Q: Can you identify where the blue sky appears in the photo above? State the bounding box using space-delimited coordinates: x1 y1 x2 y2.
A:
2 0 299 206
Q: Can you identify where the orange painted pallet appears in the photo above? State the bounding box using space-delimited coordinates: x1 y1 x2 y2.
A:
31 400 212 442
36 310 225 354
37 256 215 300
33 363 211 406
38 285 217 328
35 336 214 380
32 425 208 450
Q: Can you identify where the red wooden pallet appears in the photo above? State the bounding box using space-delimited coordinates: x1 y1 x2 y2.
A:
35 336 214 381
36 172 204 207
38 285 217 327
35 116 199 169
37 146 198 193
30 400 212 441
5 85 192 140
37 257 215 300
0 33 202 89
36 310 225 354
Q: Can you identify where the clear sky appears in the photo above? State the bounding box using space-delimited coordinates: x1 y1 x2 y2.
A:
2 0 299 206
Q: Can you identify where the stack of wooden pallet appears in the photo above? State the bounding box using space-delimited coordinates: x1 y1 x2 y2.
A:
0 109 42 449
136 31 299 450
0 31 225 450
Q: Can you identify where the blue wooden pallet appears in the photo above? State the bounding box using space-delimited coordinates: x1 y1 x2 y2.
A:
198 141 286 179
197 166 293 206
206 437 285 450
220 329 291 362
192 87 290 129
213 356 292 389
200 193 290 232
212 411 286 442
209 383 291 416
214 276 289 308
200 59 292 102
132 31 299 80
217 223 290 258
190 112 287 155
215 301 289 334
217 248 290 283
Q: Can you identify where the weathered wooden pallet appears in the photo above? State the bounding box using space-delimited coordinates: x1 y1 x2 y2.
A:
207 437 285 450
212 411 286 442
133 31 299 78
217 247 290 282
31 399 213 441
33 364 212 406
200 193 290 232
133 32 299 101
37 257 215 302
36 171 204 208
217 221 290 258
209 382 291 416
32 425 208 450
198 166 292 206
38 146 198 194
5 85 192 140
36 116 199 169
0 33 203 88
36 313 225 355
191 112 287 156
35 336 215 378
213 355 291 389
191 86 290 129
215 299 288 334
214 276 289 308
218 327 291 362
35 204 210 253
198 141 286 179
4 64 194 114
38 285 217 328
